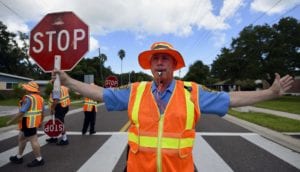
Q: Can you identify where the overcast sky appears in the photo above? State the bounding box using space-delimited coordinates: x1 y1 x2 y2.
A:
0 0 299 77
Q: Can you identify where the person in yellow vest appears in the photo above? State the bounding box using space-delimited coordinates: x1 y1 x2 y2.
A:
7 81 45 167
51 42 294 172
82 84 98 135
46 83 71 145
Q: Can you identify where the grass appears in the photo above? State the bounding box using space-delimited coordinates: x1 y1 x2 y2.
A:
70 101 84 108
0 98 20 106
0 115 13 128
228 109 300 132
253 96 300 114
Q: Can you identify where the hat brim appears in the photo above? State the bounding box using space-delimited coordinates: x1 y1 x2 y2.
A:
22 84 39 93
138 49 185 71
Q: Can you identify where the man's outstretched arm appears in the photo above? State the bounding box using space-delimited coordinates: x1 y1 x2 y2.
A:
229 73 294 107
52 69 104 102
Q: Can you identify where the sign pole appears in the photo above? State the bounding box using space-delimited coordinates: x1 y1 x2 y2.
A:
53 55 61 123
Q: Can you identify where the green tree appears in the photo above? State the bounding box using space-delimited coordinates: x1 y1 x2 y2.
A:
211 17 299 84
268 17 300 77
69 55 114 86
118 49 125 85
183 60 210 84
0 21 46 79
99 53 107 84
211 48 242 81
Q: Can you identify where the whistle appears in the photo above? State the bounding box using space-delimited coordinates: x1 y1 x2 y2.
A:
158 71 162 77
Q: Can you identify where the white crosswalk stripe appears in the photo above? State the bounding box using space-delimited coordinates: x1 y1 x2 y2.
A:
78 133 128 172
0 131 300 171
193 134 233 172
0 134 48 167
242 134 300 169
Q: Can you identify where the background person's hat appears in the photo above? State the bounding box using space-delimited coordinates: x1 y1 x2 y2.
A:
22 81 39 93
138 42 185 70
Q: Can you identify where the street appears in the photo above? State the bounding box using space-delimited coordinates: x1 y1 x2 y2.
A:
0 104 300 172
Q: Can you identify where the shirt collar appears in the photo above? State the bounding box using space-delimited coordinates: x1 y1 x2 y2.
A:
151 79 175 93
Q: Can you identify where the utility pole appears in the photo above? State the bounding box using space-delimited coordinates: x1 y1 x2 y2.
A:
99 48 104 83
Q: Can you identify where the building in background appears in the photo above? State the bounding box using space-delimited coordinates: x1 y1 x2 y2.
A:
0 72 48 97
0 72 33 90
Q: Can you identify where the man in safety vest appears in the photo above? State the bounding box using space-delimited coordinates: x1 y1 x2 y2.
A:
82 83 98 135
46 82 71 145
7 81 45 167
51 42 294 172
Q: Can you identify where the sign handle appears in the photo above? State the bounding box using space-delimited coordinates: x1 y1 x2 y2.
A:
53 55 61 123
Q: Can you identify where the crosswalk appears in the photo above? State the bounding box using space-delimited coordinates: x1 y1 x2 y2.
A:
1 130 300 171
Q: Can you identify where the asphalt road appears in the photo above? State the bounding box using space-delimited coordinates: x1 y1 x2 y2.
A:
0 105 299 172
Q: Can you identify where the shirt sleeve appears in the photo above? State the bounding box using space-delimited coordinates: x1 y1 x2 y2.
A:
103 88 130 111
52 90 60 100
19 97 31 113
198 86 230 116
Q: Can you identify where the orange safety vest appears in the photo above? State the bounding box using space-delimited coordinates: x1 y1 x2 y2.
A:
18 94 44 129
83 97 97 112
49 86 71 108
127 80 200 172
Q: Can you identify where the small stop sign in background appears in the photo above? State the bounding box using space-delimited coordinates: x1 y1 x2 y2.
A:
105 75 119 88
29 11 89 72
44 119 64 137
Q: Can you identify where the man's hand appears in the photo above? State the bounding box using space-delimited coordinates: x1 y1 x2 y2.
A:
52 69 70 86
269 73 294 96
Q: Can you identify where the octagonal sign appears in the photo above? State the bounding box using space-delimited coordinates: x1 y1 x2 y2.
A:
105 75 119 88
29 11 89 72
44 119 64 137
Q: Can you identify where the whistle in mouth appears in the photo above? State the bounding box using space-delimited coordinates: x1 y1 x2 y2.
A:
158 71 162 77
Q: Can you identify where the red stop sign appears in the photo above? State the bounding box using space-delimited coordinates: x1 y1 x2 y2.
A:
44 119 64 137
105 75 119 88
29 11 89 72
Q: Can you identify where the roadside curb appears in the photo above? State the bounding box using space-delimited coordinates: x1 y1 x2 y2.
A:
232 106 300 121
224 114 300 153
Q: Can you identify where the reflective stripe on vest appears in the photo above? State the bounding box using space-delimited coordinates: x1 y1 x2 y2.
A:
131 82 147 128
83 97 97 112
48 86 70 107
59 86 70 107
128 132 194 149
128 81 196 149
21 94 43 128
184 82 194 130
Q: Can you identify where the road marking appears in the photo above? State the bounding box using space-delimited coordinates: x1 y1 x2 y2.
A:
0 134 48 167
77 133 128 172
38 131 128 135
0 130 18 141
193 134 233 172
2 131 299 170
198 132 257 136
119 121 131 132
37 131 258 136
242 135 300 169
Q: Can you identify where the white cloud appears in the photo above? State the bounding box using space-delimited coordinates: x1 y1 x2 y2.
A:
211 31 226 48
89 36 100 55
250 0 300 15
0 0 242 37
1 17 29 33
220 0 243 20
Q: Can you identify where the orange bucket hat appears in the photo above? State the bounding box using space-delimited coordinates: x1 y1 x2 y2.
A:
138 42 185 70
22 81 39 93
